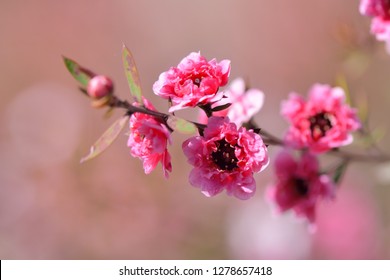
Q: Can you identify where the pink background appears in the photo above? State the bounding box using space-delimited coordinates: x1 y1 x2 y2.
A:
1 0 390 259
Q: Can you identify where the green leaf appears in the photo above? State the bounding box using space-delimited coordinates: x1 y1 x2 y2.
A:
80 115 129 163
122 44 143 105
356 93 368 124
332 160 349 185
63 56 95 87
335 73 351 106
103 107 115 119
343 50 370 79
167 116 197 134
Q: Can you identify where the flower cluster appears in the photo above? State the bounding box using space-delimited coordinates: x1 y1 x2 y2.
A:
152 52 269 200
67 12 389 226
360 0 390 52
127 52 361 224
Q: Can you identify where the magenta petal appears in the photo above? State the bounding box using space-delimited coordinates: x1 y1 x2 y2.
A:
127 98 172 178
182 116 269 200
153 52 231 111
274 150 297 178
268 150 334 224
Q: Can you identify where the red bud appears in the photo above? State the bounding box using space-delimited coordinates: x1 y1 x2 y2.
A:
87 75 114 99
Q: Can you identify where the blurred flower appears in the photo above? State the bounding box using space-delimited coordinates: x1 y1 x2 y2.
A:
360 0 390 53
267 150 335 224
128 97 172 178
360 0 390 18
281 84 360 153
314 187 382 259
371 17 390 52
153 52 230 112
227 198 311 259
182 116 269 200
198 77 264 127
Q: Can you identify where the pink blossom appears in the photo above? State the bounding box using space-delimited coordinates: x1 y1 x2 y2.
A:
198 77 264 127
153 52 230 112
127 98 172 178
182 116 269 200
314 187 382 259
360 0 390 52
281 84 360 153
267 150 335 224
360 0 390 18
371 17 390 52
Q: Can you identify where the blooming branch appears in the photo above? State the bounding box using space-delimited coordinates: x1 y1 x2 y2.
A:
63 33 390 227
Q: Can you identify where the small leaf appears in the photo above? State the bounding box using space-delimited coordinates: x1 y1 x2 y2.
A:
332 160 349 185
356 93 368 124
63 56 95 87
80 115 129 163
122 44 143 105
103 107 115 119
343 50 370 79
167 116 197 134
335 73 351 106
212 103 232 112
371 126 386 144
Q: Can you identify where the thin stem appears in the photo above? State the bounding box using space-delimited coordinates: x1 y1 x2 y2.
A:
110 96 206 131
329 149 390 163
247 119 284 145
110 96 390 163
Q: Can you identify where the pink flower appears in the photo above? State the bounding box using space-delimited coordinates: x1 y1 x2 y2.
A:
360 0 390 18
127 98 172 178
153 52 231 112
281 84 360 153
371 17 390 52
182 116 269 200
360 0 390 52
267 150 335 224
198 77 264 127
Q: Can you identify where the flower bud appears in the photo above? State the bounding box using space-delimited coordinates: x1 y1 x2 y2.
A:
87 75 114 99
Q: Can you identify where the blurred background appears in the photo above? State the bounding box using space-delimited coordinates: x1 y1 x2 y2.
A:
1 0 390 259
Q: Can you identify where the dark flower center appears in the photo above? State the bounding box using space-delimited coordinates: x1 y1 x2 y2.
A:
211 139 238 171
293 177 309 196
193 77 202 87
309 112 333 141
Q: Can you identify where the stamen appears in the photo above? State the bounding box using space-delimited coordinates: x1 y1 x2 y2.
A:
193 78 201 87
293 177 309 196
211 139 238 171
309 112 333 141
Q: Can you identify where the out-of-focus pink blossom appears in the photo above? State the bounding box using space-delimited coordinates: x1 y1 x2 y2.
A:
267 150 335 224
371 17 390 52
360 0 390 52
360 0 390 18
127 98 172 178
281 84 360 153
198 77 264 127
153 52 230 112
182 116 269 200
314 187 382 259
